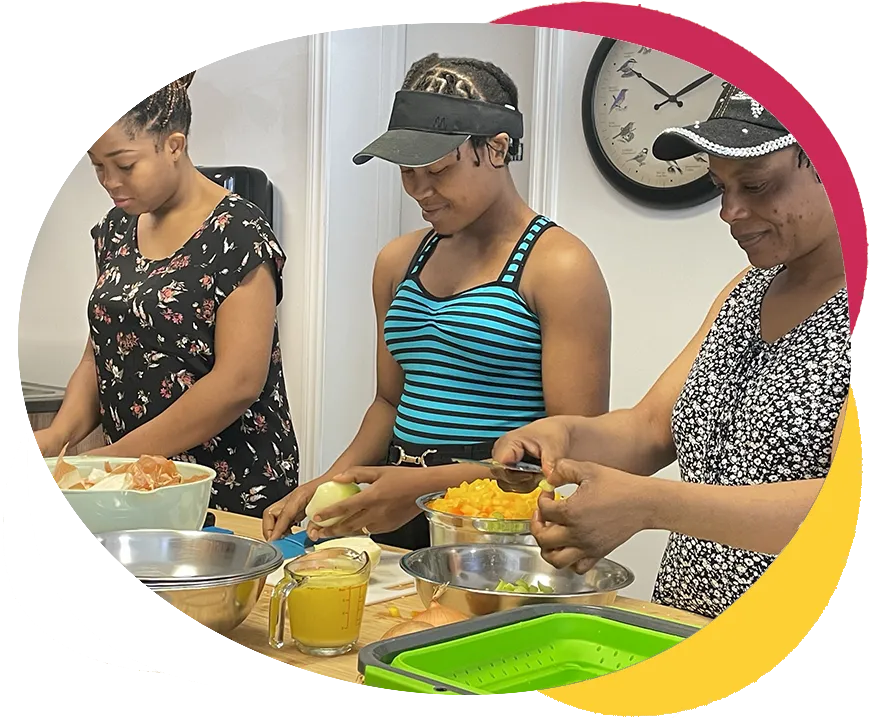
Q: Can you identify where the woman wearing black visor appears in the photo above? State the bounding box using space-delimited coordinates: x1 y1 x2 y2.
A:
264 53 612 549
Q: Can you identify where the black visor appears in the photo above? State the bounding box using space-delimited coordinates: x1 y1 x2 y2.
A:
353 90 524 167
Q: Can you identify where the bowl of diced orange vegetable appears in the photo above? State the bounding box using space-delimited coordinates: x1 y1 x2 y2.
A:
416 479 563 546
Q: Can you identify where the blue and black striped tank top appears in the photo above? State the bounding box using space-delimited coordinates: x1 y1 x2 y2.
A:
384 215 555 446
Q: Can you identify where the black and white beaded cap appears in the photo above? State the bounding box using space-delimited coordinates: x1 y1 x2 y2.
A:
652 83 796 161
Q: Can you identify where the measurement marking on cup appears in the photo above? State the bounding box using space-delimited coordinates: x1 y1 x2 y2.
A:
341 586 352 630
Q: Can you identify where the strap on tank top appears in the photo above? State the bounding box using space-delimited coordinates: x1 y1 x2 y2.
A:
407 215 556 287
405 230 439 279
498 215 555 287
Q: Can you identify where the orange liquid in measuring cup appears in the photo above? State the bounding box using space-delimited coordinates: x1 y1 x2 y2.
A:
288 568 368 648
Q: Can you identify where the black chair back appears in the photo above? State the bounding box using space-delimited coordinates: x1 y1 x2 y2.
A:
197 165 275 228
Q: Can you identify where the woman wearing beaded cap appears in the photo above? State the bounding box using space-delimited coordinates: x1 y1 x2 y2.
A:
35 73 300 517
263 53 613 548
493 83 851 619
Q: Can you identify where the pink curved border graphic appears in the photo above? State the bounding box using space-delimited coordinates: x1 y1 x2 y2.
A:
494 2 867 330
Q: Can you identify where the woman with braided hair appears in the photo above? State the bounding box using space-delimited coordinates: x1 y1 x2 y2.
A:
263 54 612 548
35 73 300 517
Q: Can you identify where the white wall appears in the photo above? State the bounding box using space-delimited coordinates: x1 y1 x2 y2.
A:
20 156 98 387
399 23 536 235
548 31 749 599
312 26 405 476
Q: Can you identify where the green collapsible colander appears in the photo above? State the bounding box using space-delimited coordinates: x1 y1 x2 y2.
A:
358 604 699 694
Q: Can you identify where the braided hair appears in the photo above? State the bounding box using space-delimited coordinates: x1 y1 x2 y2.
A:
795 145 822 184
403 54 520 167
121 72 196 146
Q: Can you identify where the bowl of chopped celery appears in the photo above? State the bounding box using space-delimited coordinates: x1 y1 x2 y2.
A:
400 544 635 617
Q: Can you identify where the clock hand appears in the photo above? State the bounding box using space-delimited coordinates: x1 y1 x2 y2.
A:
630 69 673 100
654 97 681 110
672 73 715 100
654 73 715 110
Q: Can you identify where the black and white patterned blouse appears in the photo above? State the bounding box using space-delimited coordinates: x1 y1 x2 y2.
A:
89 193 299 516
653 266 851 618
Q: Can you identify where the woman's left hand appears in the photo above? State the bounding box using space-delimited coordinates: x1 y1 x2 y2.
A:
532 459 655 574
306 466 425 540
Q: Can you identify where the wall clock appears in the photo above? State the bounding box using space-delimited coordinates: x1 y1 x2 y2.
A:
582 38 726 210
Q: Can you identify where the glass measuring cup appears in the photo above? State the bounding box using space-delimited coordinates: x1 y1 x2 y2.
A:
268 547 371 656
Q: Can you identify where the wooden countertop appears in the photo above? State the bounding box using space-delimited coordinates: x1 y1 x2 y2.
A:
214 510 711 684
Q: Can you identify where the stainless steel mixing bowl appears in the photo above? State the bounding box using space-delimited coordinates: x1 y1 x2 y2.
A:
400 544 635 617
96 529 284 584
150 576 270 635
96 529 284 634
416 491 537 546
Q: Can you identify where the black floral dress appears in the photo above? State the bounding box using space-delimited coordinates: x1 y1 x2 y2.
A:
88 193 299 516
653 266 851 618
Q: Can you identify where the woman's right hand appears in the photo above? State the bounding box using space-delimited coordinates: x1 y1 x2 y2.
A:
262 478 324 541
491 416 575 490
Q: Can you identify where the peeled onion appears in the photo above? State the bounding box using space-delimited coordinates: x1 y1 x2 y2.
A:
305 481 362 527
381 620 434 640
414 602 468 627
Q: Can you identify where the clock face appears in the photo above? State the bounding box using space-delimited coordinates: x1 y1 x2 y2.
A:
585 40 726 207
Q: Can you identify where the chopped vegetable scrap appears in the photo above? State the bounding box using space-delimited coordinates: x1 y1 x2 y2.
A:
493 577 556 594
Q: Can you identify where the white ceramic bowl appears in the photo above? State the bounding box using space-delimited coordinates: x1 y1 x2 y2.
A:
46 456 215 534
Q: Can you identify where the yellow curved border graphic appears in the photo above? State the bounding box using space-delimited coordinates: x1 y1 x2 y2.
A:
542 390 862 715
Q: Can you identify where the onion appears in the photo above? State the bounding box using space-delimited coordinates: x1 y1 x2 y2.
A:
381 620 434 640
305 481 362 527
414 601 468 627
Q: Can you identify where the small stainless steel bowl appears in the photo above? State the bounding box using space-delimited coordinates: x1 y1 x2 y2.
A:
415 491 537 546
400 544 634 617
96 529 283 634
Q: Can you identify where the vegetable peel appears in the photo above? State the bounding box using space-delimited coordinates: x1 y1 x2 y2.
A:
51 455 209 492
380 620 434 640
415 601 468 627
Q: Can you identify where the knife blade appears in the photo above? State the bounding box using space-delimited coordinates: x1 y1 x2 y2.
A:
452 457 544 474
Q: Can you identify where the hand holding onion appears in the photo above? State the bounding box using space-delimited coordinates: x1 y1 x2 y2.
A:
305 480 362 528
